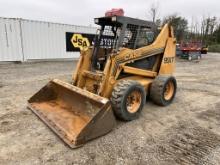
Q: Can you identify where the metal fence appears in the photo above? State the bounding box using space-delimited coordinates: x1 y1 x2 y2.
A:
0 17 97 61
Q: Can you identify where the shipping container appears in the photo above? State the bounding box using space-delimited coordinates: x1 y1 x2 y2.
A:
21 19 97 61
0 18 23 61
0 17 97 62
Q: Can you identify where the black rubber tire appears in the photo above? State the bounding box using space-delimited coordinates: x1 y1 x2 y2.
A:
201 50 207 54
110 80 146 121
150 76 177 106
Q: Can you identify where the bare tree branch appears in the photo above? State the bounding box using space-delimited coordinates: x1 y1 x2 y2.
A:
148 1 159 23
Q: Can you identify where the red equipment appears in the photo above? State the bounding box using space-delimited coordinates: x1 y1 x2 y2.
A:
180 41 202 52
179 41 202 60
105 8 124 17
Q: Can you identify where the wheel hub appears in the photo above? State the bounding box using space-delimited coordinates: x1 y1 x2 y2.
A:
126 90 141 113
164 81 174 101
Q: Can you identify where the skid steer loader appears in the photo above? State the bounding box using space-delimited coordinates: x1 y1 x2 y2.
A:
28 15 177 148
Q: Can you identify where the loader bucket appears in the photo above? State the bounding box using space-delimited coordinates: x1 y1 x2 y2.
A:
27 79 116 148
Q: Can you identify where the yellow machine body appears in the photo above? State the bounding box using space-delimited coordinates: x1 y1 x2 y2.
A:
72 24 175 98
28 20 176 148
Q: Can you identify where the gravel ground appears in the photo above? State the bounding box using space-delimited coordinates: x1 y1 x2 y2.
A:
0 53 220 165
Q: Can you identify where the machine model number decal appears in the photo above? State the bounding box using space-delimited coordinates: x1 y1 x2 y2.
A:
163 57 175 64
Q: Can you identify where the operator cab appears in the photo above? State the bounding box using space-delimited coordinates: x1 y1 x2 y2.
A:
92 15 157 70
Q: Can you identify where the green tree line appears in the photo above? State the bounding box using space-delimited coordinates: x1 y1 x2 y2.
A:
157 15 220 45
147 3 220 51
155 15 220 52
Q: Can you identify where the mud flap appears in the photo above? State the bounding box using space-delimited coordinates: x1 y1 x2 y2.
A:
27 79 116 148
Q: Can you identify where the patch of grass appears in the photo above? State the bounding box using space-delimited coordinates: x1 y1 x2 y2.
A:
208 44 220 53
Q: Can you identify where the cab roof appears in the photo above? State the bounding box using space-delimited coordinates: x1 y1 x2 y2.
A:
94 16 156 29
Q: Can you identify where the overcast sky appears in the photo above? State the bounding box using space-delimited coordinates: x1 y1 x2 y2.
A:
0 0 219 26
